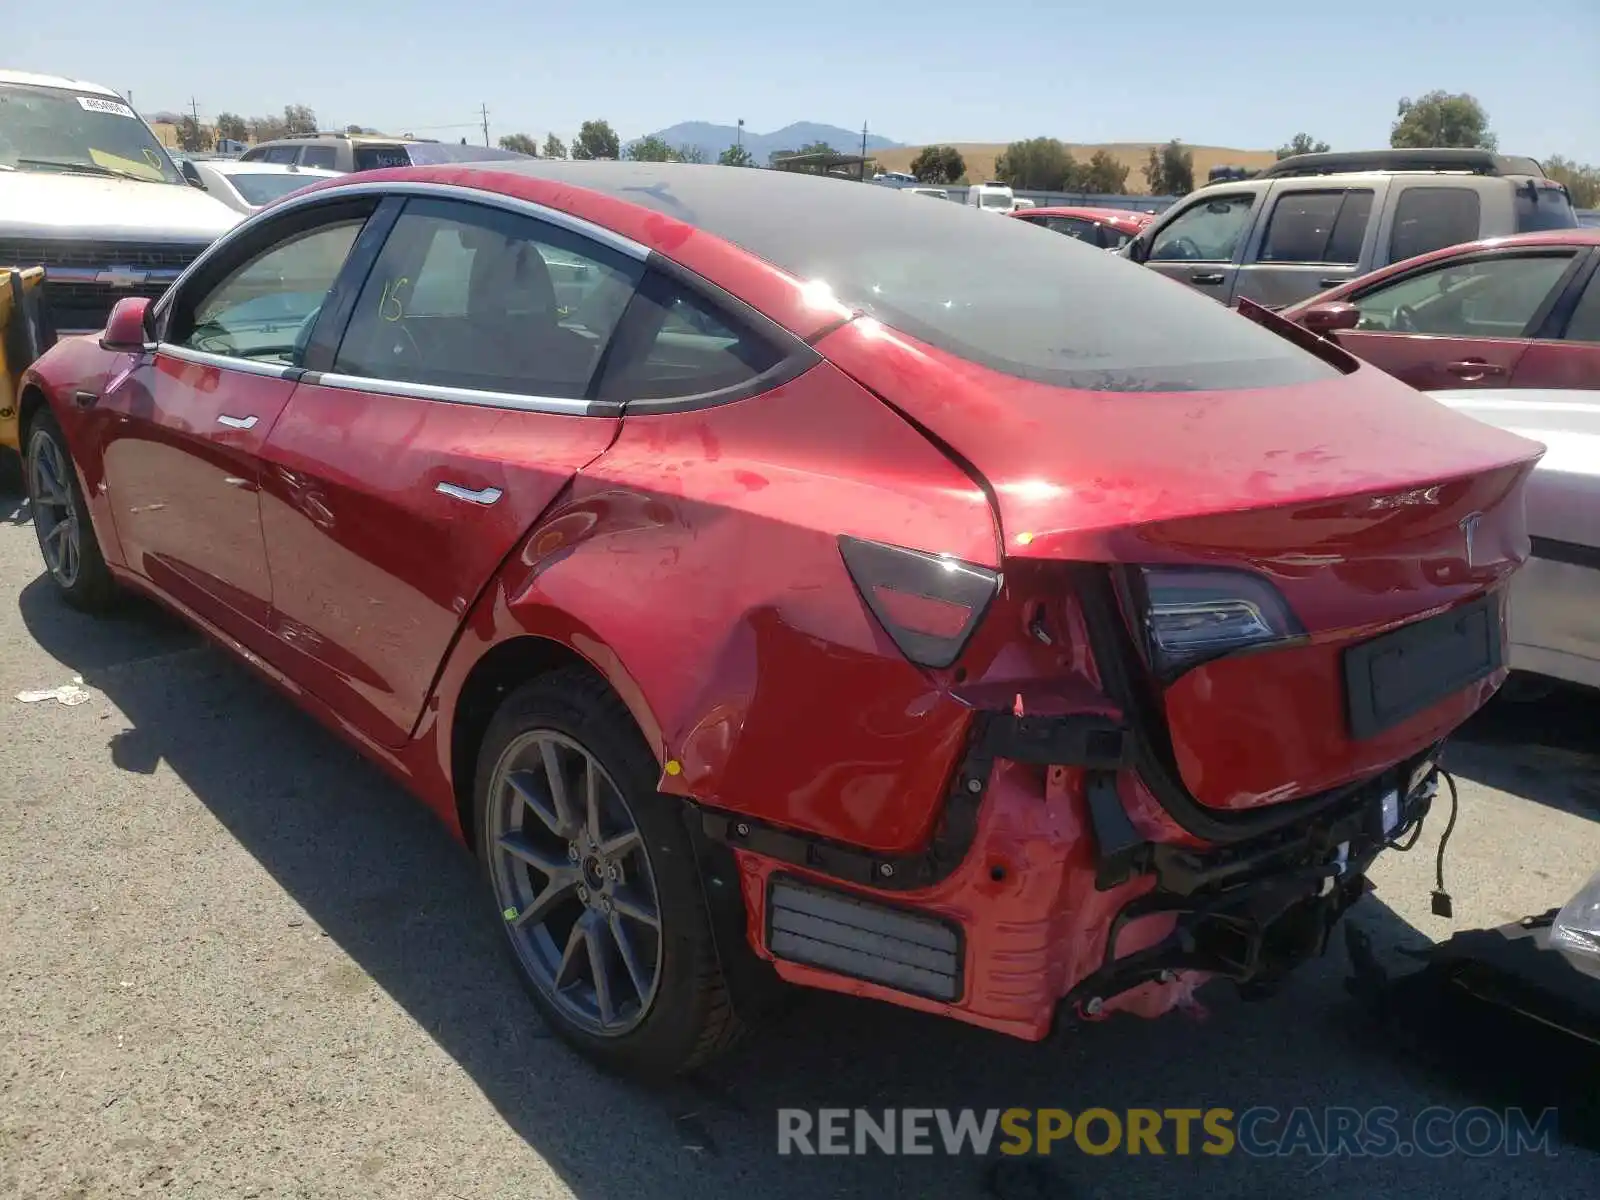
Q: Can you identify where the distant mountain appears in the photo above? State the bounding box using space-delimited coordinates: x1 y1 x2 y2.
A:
645 121 903 166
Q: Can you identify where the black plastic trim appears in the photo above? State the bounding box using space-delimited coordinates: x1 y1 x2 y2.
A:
1531 534 1600 572
300 195 405 373
837 535 1000 669
1542 248 1600 340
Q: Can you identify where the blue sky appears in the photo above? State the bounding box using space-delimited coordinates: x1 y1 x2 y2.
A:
13 0 1599 161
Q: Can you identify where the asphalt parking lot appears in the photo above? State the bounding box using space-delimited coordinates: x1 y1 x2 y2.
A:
2 484 1598 1200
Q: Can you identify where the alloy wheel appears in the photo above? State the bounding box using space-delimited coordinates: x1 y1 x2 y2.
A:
30 431 81 588
487 730 664 1036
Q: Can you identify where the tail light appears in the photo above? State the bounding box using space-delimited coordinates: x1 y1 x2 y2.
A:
838 536 999 668
1133 566 1303 675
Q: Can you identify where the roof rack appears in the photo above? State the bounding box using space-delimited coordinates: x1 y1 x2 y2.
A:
1257 148 1547 181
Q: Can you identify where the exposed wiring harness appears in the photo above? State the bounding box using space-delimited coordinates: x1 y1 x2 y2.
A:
1380 768 1460 918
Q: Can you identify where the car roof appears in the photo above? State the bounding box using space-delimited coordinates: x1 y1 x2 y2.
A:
0 69 118 96
1283 227 1600 313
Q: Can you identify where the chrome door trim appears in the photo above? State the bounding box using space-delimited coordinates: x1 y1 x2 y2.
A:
157 344 298 380
309 371 591 416
436 482 503 506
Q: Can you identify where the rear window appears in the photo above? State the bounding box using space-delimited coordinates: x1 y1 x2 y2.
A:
1515 182 1578 233
227 172 322 207
979 192 1012 209
1389 187 1481 262
354 143 411 171
519 163 1340 392
300 145 337 170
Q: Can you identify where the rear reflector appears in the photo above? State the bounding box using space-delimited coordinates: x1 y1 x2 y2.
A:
767 876 963 1002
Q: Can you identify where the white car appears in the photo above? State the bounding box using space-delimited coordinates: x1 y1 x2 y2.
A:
1433 389 1600 692
186 159 343 215
902 186 950 201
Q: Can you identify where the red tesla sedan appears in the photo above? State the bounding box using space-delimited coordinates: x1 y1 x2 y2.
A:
19 162 1542 1079
1010 204 1155 250
1283 228 1600 390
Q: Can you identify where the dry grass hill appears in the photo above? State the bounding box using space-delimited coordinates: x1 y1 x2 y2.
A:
873 142 1280 193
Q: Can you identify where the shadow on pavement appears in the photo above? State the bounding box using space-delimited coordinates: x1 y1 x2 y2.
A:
1447 684 1600 823
16 574 1596 1200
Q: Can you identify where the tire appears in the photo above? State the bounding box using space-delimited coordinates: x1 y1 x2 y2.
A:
25 410 117 612
473 667 743 1079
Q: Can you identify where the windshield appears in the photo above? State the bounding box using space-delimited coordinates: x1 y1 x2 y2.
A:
227 171 325 207
0 83 182 184
979 192 1012 209
516 161 1341 392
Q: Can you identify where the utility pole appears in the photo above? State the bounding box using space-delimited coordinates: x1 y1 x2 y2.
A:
860 121 868 181
480 103 490 148
736 118 744 149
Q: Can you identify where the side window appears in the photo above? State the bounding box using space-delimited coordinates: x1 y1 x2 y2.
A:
300 145 337 169
1351 254 1574 336
262 145 299 165
333 198 643 397
175 219 365 362
1045 217 1097 242
239 146 266 162
354 145 412 171
1388 187 1481 263
599 271 786 403
1258 190 1374 264
1148 195 1254 263
1561 272 1600 343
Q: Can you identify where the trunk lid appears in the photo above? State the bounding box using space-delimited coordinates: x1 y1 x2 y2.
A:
819 320 1544 810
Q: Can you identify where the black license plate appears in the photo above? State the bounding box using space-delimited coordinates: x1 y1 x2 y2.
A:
1344 592 1502 740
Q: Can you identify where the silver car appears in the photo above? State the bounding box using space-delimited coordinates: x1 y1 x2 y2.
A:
186 159 342 215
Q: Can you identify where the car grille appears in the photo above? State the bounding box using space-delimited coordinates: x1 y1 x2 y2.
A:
0 239 209 332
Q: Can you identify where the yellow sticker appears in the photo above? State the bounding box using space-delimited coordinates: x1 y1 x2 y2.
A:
664 760 683 776
1016 531 1034 546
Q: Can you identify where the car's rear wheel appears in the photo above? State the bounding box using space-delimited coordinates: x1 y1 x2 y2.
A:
26 412 116 611
474 668 743 1079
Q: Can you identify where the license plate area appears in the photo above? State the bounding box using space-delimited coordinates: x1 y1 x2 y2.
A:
1344 591 1502 740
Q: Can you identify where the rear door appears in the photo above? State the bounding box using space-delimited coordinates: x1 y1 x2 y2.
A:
1142 190 1259 302
1510 249 1600 388
1333 247 1586 390
1232 183 1385 309
257 195 646 747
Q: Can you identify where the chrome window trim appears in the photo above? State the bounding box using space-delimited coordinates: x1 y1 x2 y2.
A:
309 371 592 416
157 343 299 380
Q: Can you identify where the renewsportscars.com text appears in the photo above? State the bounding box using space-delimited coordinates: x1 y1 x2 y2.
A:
776 1106 1560 1158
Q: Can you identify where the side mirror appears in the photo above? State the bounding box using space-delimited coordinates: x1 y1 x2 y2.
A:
1298 301 1361 335
1124 234 1150 264
100 297 153 352
181 159 205 188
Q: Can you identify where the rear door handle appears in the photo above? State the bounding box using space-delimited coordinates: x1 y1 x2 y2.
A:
436 482 502 506
1190 271 1226 285
216 414 258 429
1446 360 1507 379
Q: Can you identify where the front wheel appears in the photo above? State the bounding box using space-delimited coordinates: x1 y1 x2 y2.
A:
474 668 743 1079
25 411 116 611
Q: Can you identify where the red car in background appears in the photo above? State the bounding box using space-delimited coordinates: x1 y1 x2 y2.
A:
1284 228 1600 390
18 162 1541 1080
1010 205 1155 250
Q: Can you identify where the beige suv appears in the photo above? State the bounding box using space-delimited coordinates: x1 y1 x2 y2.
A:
1124 148 1579 309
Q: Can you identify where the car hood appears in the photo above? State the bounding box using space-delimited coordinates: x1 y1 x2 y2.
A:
0 170 241 241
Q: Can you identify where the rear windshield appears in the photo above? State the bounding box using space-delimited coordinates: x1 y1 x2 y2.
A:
979 192 1012 208
1516 182 1579 233
497 162 1340 393
227 171 322 207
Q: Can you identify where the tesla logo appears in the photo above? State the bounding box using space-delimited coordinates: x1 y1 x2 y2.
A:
1459 512 1484 568
95 266 149 289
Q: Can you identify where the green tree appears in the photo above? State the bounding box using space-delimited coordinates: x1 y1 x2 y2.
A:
572 120 620 160
283 104 317 136
176 115 211 153
1391 91 1496 150
248 114 288 142
675 143 707 164
543 134 567 160
624 135 673 162
719 143 753 167
498 133 539 155
214 112 248 143
909 144 966 184
1545 156 1600 208
1142 139 1194 196
994 138 1076 190
1276 133 1332 160
1077 149 1130 194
